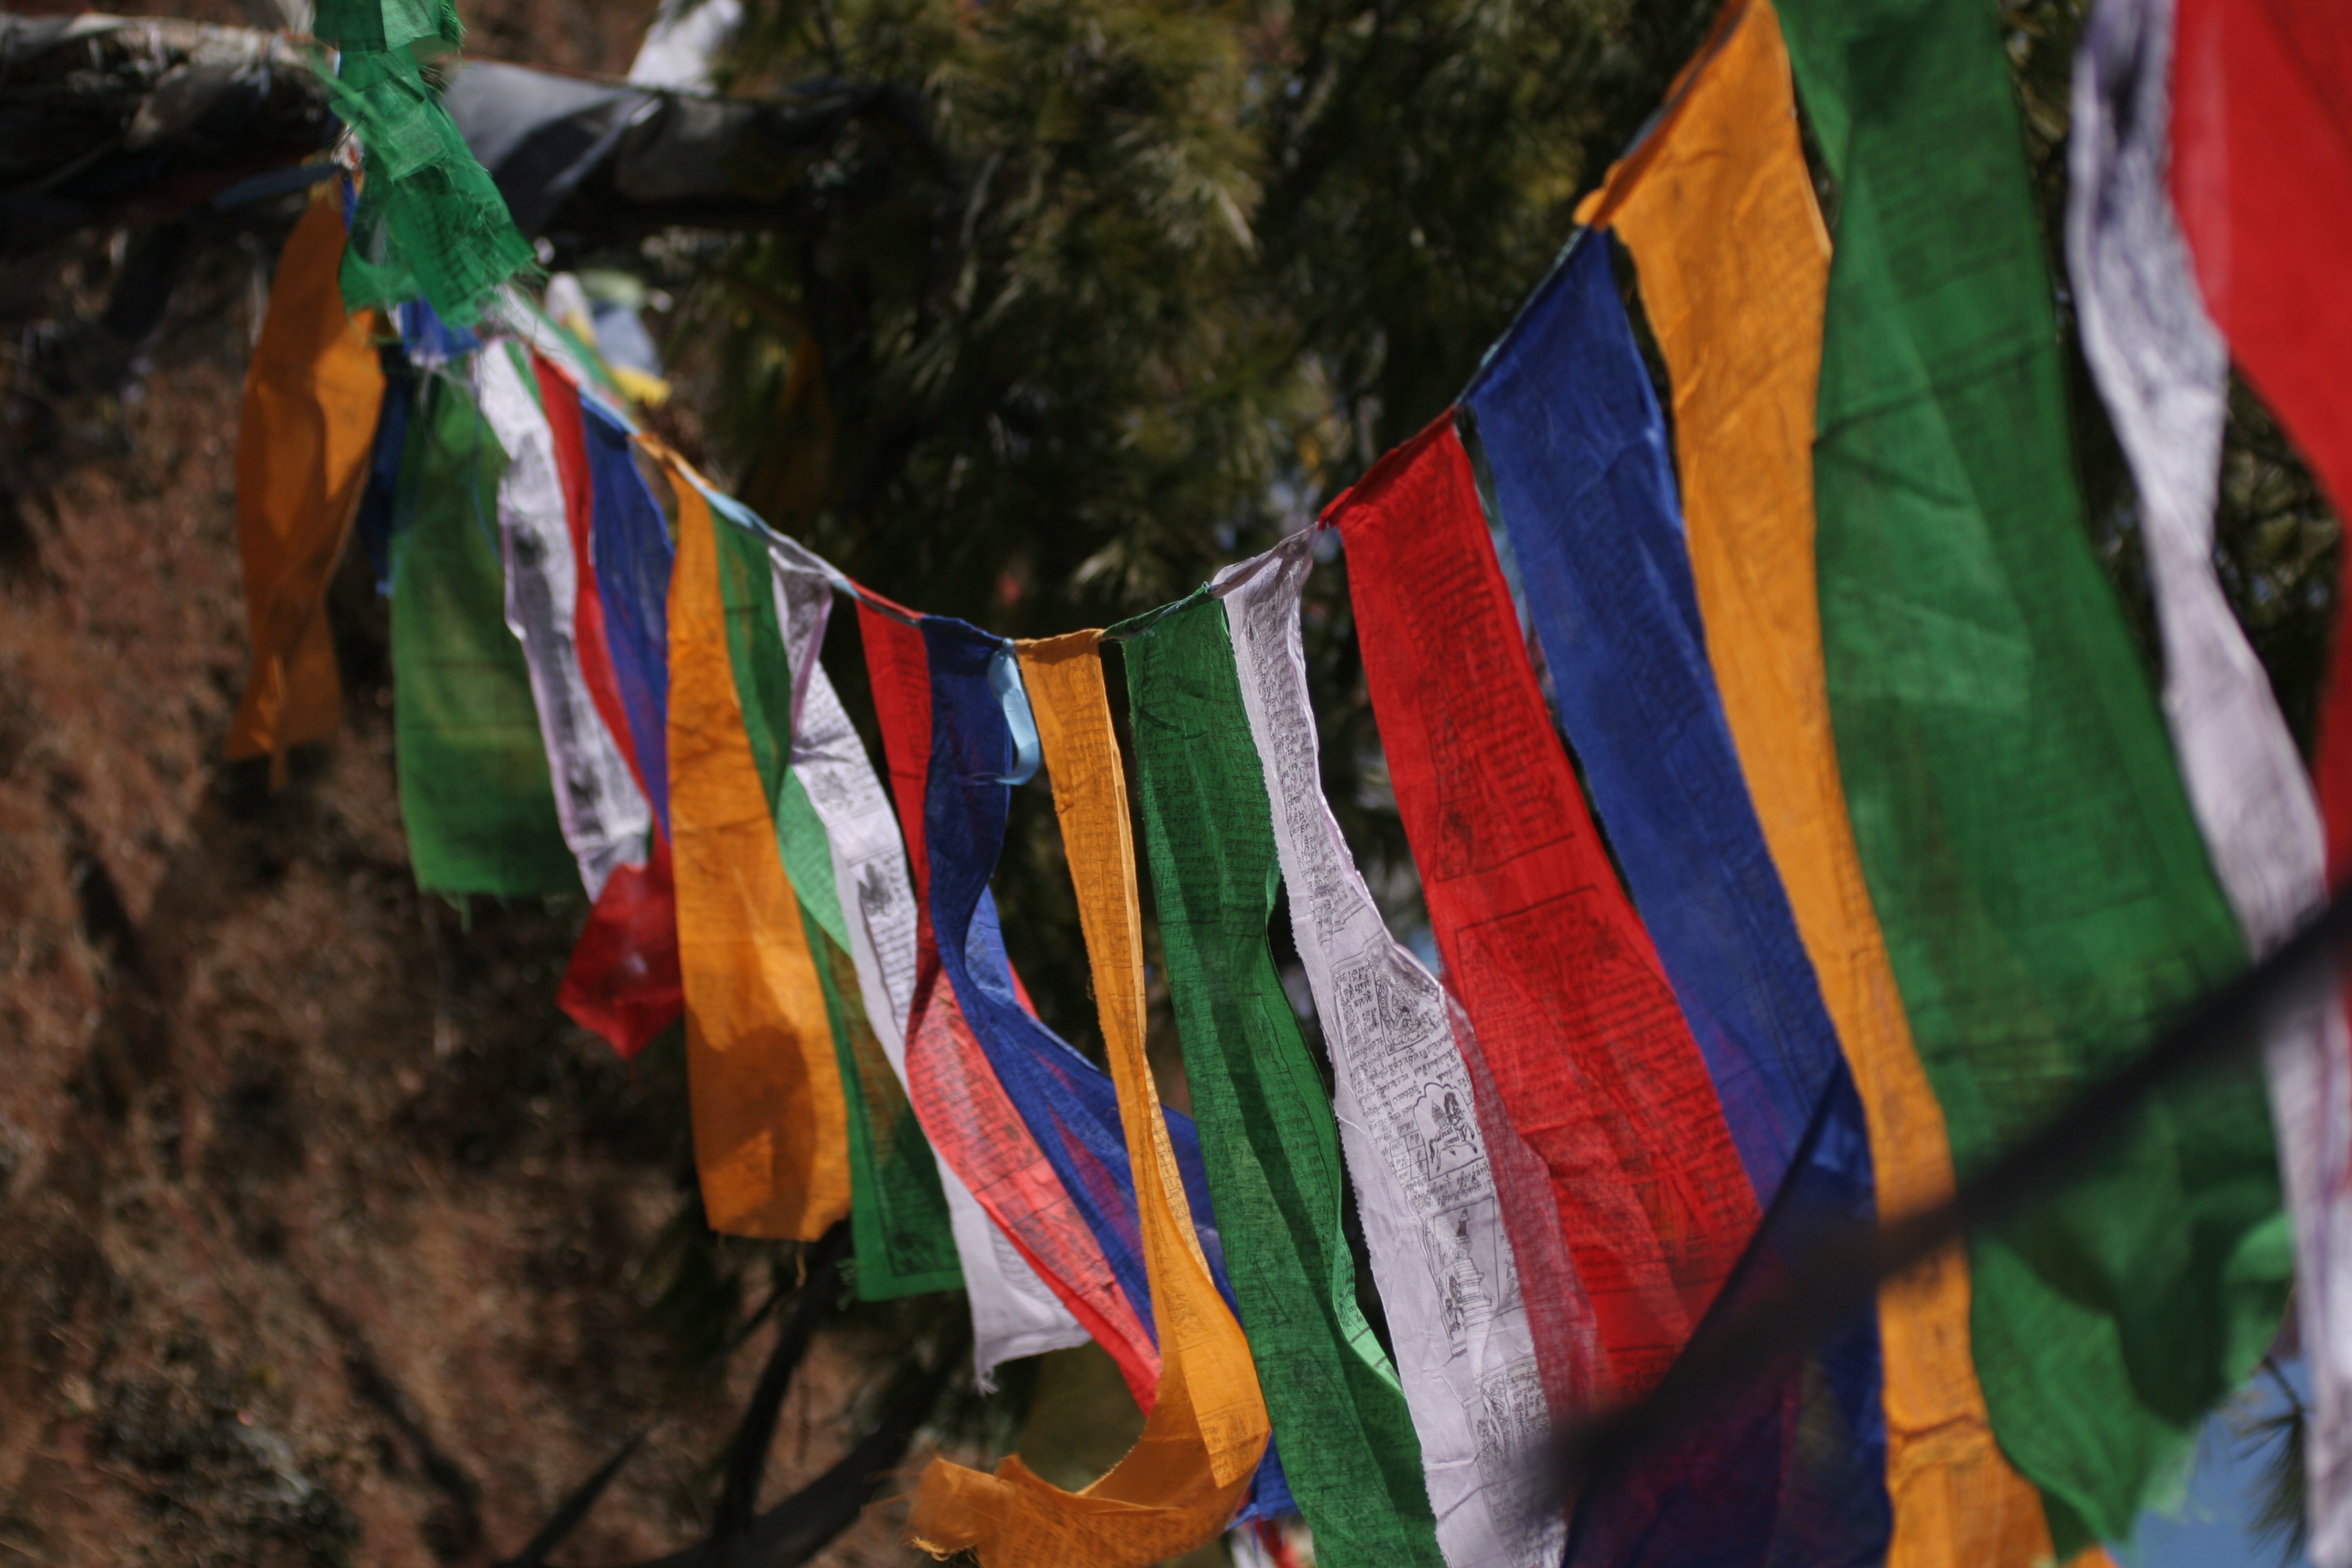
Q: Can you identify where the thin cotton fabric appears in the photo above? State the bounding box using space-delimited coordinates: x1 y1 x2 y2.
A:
228 190 385 776
705 503 959 1297
910 612 1292 1522
582 399 674 832
1468 202 1890 1565
538 354 681 1056
1568 1067 1883 1568
1579 3 2055 1561
661 448 850 1240
760 545 1083 1369
1216 541 1563 1568
916 616 1180 1351
1773 0 2290 1544
907 634 1271 1565
1122 581 1447 1568
352 348 413 599
859 598 1159 1394
1469 240 1855 1195
1332 418 1757 1406
389 372 577 897
2070 5 2352 1558
2168 0 2352 866
474 343 651 900
314 0 535 327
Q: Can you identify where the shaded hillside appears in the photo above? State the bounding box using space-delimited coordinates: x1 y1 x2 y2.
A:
0 32 983 1565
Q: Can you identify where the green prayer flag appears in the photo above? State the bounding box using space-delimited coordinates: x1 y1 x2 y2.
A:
391 374 577 898
1121 593 1444 1568
313 0 463 55
1773 0 2290 1545
326 50 538 330
313 0 534 328
714 516 960 1300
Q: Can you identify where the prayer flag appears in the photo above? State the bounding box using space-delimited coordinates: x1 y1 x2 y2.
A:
2072 2 2351 1557
389 369 577 897
661 447 850 1240
227 189 385 777
906 634 1273 1565
581 399 674 831
1332 416 1755 1407
1577 2 2057 1560
1122 578 1447 1568
1773 0 2290 1542
1219 540 1566 1567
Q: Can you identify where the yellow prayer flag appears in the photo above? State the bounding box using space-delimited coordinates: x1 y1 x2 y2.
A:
1578 4 2088 1564
226 187 385 776
662 450 851 1240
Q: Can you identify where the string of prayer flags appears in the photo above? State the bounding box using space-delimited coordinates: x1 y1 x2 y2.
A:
705 493 960 1295
1579 2 2056 1559
1773 0 2289 1545
474 342 652 900
226 188 386 781
210 6 2346 1541
660 442 850 1240
532 352 683 1057
1215 540 1563 1567
859 597 1159 1395
1463 228 1890 1562
1332 415 1755 1406
1121 578 1447 1568
2070 3 2352 1559
909 634 1271 1566
389 368 578 897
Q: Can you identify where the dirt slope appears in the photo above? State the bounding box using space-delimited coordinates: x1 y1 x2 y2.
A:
0 152 951 1568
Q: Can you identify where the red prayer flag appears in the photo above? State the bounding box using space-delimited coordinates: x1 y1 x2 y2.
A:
1333 415 1760 1403
2171 0 2352 869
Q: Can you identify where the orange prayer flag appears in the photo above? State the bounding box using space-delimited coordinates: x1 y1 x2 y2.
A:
1577 3 2072 1564
661 450 850 1240
226 187 385 776
908 633 1269 1567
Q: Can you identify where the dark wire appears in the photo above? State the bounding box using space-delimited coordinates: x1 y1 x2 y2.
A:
1546 879 2352 1508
